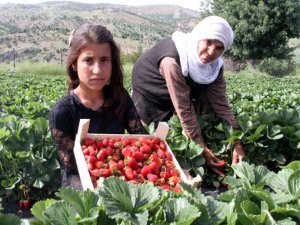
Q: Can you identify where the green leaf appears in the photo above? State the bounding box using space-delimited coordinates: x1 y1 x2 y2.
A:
191 155 205 167
31 199 57 225
237 114 252 133
226 200 238 225
223 176 243 188
249 189 276 211
286 161 300 171
33 180 45 189
0 127 10 140
271 207 300 220
240 200 266 225
43 201 77 225
288 170 300 198
0 214 21 225
232 162 255 187
187 141 204 159
267 169 293 194
57 187 100 218
100 177 160 223
163 197 200 225
253 165 271 185
201 196 228 223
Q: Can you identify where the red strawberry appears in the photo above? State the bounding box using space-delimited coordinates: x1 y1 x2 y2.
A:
127 157 139 170
168 176 181 186
84 138 94 146
23 200 30 209
141 165 152 178
147 174 158 183
148 161 159 175
96 140 103 149
99 168 111 178
90 169 101 177
94 161 104 169
219 160 227 167
19 200 24 209
102 138 109 147
140 144 151 154
121 147 132 157
112 153 121 161
116 160 125 170
161 185 172 190
151 137 160 145
159 141 166 150
124 167 135 180
132 151 144 162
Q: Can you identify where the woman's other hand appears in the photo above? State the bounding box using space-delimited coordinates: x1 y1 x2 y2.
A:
232 141 245 165
202 148 226 177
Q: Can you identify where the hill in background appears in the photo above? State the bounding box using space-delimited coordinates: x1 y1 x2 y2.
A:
0 1 199 64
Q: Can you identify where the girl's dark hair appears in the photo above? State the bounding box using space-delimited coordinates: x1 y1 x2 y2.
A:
66 24 125 118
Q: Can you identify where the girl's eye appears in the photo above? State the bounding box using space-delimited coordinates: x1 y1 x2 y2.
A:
83 58 93 64
100 57 112 65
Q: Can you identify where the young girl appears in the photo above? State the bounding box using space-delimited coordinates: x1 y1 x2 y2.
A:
49 24 146 189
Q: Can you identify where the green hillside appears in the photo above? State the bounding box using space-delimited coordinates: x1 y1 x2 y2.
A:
0 1 199 63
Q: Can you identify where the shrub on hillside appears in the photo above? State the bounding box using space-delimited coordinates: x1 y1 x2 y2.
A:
257 57 296 77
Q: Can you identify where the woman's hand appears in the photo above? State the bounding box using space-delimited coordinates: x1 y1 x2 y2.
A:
202 148 226 177
232 141 245 165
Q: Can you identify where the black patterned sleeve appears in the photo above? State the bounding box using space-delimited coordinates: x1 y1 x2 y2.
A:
124 90 148 134
48 98 82 189
50 128 82 189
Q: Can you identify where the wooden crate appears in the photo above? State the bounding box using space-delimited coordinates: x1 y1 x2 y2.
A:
74 119 201 190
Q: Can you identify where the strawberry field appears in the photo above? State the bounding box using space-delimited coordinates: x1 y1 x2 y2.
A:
0 71 300 224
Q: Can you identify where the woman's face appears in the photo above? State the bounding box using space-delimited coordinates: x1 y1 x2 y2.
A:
197 39 225 64
73 43 112 92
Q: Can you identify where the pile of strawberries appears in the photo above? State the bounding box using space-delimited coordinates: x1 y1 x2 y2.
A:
81 136 182 192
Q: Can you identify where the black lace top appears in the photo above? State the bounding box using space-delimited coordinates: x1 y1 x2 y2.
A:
49 90 146 189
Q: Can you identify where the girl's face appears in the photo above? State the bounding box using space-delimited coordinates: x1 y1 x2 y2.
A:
197 39 224 64
73 43 112 92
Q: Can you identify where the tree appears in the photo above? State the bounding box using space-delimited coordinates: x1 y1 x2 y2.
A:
210 0 300 61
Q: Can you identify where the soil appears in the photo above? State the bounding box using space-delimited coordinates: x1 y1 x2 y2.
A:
2 199 33 218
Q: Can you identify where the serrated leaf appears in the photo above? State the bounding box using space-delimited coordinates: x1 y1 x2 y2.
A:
285 161 300 171
163 197 200 225
187 141 204 159
240 200 266 225
224 176 243 188
203 196 228 223
288 170 300 198
100 177 160 223
31 198 57 224
43 201 77 225
0 214 21 225
267 169 293 194
226 200 238 225
253 165 271 184
270 192 296 205
249 189 275 210
57 187 100 218
232 162 255 187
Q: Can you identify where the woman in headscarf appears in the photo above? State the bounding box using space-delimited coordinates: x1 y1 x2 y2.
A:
131 16 245 176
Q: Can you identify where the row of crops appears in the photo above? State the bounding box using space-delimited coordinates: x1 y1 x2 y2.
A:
0 71 299 224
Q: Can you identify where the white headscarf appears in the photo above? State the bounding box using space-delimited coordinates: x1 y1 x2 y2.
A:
172 16 234 84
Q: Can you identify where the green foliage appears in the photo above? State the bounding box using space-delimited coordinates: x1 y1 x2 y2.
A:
211 0 300 60
257 57 296 77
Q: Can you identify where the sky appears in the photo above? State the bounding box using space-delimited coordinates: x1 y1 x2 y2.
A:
0 0 202 11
